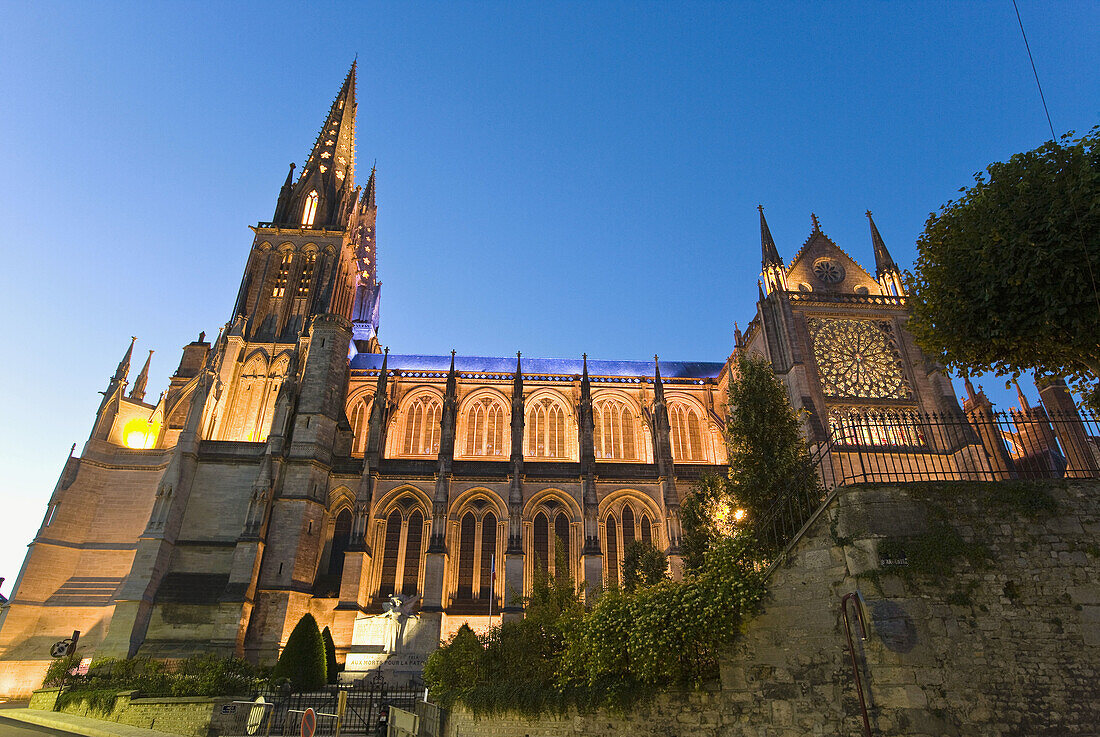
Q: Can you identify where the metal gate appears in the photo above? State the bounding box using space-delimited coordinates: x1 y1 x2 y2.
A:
257 674 425 736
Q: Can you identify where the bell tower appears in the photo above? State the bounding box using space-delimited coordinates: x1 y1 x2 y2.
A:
208 62 375 443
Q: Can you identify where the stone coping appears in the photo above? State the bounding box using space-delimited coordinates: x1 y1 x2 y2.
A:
2 707 184 737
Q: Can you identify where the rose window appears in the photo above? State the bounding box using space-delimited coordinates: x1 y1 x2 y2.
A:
806 318 911 399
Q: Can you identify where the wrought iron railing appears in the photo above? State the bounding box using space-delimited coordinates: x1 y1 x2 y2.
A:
751 407 1100 557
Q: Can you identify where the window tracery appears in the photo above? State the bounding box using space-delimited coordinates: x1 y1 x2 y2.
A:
296 252 316 297
669 402 706 461
603 501 654 587
302 191 319 227
272 253 292 297
350 398 368 456
828 407 925 447
807 318 912 400
401 395 442 456
526 396 568 458
594 398 637 460
454 504 500 602
376 502 427 599
465 396 506 456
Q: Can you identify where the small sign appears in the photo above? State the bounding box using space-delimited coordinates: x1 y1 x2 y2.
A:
221 704 237 715
246 696 266 736
300 707 317 737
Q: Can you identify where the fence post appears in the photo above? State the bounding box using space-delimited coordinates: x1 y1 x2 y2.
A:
334 690 348 737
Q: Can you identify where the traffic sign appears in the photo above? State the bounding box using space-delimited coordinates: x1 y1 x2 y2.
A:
300 707 317 737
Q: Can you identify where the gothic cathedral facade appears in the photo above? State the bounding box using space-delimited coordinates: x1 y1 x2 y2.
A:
0 65 1008 695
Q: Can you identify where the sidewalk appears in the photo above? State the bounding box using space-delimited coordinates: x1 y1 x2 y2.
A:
0 709 182 737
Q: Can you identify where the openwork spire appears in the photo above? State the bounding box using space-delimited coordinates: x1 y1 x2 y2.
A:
113 337 136 383
271 62 359 229
129 350 154 401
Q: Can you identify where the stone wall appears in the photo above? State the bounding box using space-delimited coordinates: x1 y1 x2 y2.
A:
444 480 1100 737
29 688 243 737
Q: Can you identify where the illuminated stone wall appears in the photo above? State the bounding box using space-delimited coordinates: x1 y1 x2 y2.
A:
442 480 1100 737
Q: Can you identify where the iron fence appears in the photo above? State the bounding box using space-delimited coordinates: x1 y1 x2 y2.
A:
259 674 425 736
752 407 1100 556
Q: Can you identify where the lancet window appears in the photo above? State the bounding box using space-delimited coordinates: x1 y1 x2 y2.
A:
464 397 506 456
828 407 925 447
532 510 572 580
669 402 706 462
593 398 638 460
350 398 369 456
272 253 292 297
454 507 499 602
603 502 653 588
296 252 316 297
376 503 426 599
326 509 353 579
401 395 442 456
302 191 319 227
526 396 568 459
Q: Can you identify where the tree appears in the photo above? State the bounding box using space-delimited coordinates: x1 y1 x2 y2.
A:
271 614 327 691
906 127 1100 402
321 626 338 684
679 474 727 575
620 541 668 592
725 353 822 542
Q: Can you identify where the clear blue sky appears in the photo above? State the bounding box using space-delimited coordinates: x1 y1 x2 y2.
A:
0 2 1096 593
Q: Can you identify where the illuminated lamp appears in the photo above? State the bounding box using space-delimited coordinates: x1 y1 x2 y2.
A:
122 418 161 449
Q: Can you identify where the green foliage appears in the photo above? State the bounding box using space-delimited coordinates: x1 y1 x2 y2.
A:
271 613 328 691
41 653 265 702
906 127 1100 401
42 653 81 687
321 626 338 684
620 541 668 592
424 535 765 715
57 689 120 714
725 353 822 551
679 474 726 575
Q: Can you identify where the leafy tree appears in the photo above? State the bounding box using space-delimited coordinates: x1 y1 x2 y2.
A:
321 626 338 684
271 614 327 691
620 541 668 592
906 127 1100 403
725 353 821 547
679 474 726 575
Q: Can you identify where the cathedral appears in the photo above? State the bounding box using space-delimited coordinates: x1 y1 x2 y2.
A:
0 64 1054 696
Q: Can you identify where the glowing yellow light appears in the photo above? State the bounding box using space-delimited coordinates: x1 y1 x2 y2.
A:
122 418 161 449
733 508 747 522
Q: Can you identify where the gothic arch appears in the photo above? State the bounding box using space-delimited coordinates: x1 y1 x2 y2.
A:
390 387 445 457
458 388 510 458
326 485 356 516
522 487 582 521
665 393 711 463
598 488 663 521
591 390 643 461
524 389 576 460
448 487 507 521
371 489 431 600
256 241 273 252
372 484 432 519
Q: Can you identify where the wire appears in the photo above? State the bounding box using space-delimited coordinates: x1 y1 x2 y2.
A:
1011 0 1056 142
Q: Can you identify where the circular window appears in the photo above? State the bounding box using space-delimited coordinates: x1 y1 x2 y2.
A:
812 259 845 284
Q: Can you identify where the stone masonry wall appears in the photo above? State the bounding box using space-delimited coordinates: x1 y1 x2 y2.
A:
444 480 1100 737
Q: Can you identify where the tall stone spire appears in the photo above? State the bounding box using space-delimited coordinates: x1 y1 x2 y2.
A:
510 352 524 465
759 206 786 294
129 350 154 402
363 348 389 465
272 61 358 229
114 337 137 383
866 211 898 277
759 205 782 268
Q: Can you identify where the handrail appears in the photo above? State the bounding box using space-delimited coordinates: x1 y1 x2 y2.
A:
841 592 873 737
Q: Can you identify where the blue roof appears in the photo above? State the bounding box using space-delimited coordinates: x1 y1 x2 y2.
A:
349 353 724 380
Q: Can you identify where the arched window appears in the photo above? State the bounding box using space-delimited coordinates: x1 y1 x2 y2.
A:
296 252 316 297
604 502 654 588
670 403 706 461
465 397 505 456
401 511 424 596
526 397 567 458
302 191 319 227
272 253 292 297
327 509 353 578
605 513 619 587
533 512 549 575
554 513 571 581
402 395 442 456
479 512 497 599
225 355 267 442
350 399 368 456
594 399 637 460
457 512 477 599
378 510 402 597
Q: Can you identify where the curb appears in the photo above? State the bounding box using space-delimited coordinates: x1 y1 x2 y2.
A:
0 709 182 737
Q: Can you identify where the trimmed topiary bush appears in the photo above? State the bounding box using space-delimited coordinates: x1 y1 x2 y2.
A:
271 614 327 691
321 626 338 684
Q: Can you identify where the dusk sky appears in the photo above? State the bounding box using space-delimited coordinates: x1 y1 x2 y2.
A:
1 2 1097 593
